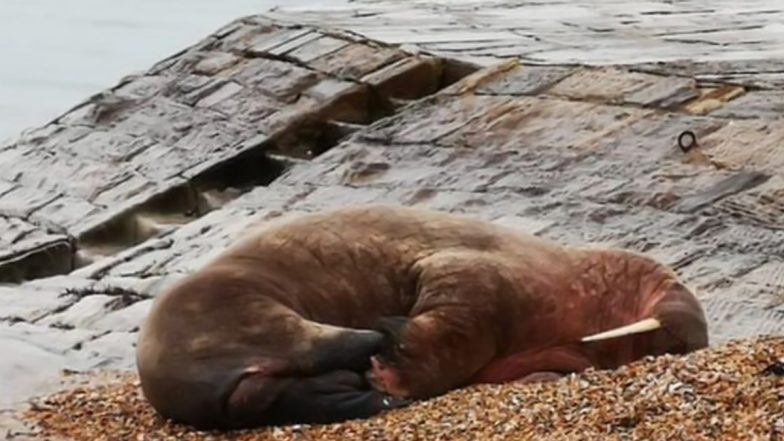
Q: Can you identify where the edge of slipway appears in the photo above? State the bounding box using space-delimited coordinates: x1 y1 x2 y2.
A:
3 5 784 439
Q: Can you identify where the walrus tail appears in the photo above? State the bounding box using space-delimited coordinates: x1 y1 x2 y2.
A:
580 318 662 342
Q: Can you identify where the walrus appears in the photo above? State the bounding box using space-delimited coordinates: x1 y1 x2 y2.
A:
135 204 708 430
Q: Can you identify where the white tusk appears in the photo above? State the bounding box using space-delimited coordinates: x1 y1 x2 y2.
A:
581 318 662 342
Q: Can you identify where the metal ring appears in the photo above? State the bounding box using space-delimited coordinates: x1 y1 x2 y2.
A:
678 130 697 152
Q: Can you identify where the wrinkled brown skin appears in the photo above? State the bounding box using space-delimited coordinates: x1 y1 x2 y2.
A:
136 204 708 429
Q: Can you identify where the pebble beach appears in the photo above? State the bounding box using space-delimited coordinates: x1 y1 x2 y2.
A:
25 336 784 441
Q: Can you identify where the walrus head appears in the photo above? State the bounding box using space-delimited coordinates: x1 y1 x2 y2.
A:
581 281 709 355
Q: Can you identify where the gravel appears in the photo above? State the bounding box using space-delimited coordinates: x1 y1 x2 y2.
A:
23 336 784 441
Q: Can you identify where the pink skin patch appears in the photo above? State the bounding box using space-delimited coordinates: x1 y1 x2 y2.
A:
367 356 408 399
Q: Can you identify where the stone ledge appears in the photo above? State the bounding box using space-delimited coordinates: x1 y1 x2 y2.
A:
264 1 784 69
0 17 479 284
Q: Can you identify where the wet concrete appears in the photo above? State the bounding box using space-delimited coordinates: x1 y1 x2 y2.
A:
2 1 784 436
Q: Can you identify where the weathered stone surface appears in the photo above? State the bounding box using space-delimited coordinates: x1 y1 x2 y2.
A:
548 67 664 102
91 300 152 333
0 271 158 410
361 56 444 101
0 186 61 219
0 19 465 283
78 331 139 370
0 322 98 408
0 219 73 284
473 64 576 96
266 0 784 68
37 295 120 330
632 59 784 90
711 184 784 232
623 76 699 109
673 171 770 214
193 52 241 76
709 91 784 120
89 173 158 208
29 196 103 232
438 96 650 149
244 28 316 56
703 297 784 344
0 285 74 323
310 43 407 80
230 58 321 103
698 119 784 173
361 95 516 144
285 35 352 64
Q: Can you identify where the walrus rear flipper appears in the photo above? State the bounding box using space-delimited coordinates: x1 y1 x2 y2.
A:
229 370 408 428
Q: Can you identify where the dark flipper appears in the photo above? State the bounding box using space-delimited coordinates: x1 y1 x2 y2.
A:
375 316 411 342
218 323 408 429
308 328 387 373
372 315 412 363
268 370 410 425
227 370 410 428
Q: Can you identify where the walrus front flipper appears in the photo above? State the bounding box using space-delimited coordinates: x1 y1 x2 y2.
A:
375 316 410 340
231 370 409 427
366 252 505 400
372 316 411 360
307 326 387 373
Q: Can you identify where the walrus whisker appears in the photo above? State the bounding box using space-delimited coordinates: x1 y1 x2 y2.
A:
581 318 662 342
